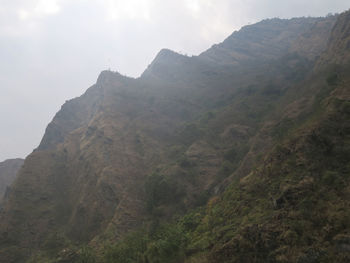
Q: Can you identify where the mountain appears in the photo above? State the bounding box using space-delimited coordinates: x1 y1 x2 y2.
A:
0 159 23 203
0 10 349 263
200 17 335 65
317 10 350 68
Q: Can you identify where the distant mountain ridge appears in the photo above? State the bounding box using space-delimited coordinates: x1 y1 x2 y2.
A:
0 159 23 202
0 10 349 263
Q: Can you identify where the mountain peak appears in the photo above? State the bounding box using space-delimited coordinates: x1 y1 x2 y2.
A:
154 48 182 60
141 48 190 79
96 70 125 86
148 48 188 67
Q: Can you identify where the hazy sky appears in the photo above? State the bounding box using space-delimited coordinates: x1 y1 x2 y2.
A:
0 0 349 161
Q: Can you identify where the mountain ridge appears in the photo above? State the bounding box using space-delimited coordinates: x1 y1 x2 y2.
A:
0 11 349 263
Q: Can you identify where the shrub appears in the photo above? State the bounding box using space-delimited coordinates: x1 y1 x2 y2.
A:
77 246 97 263
103 231 148 263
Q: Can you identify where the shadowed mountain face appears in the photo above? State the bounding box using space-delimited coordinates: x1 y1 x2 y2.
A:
0 159 23 202
0 11 349 263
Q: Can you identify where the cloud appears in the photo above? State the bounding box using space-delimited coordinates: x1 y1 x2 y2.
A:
0 0 62 36
103 0 153 21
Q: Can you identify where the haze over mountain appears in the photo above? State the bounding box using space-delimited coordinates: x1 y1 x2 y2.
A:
1 0 350 162
0 7 349 263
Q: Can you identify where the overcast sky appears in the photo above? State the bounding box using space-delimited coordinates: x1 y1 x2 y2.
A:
0 0 349 161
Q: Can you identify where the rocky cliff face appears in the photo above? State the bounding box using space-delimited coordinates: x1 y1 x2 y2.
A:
0 159 23 202
0 11 349 263
189 15 350 260
318 10 350 66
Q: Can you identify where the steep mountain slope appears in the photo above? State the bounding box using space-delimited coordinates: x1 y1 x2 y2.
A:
317 10 350 68
196 11 350 262
96 90 349 263
0 11 347 263
186 72 350 263
0 159 23 202
90 11 350 263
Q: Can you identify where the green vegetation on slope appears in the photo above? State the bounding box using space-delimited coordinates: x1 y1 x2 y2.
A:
46 68 350 263
1 12 349 263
